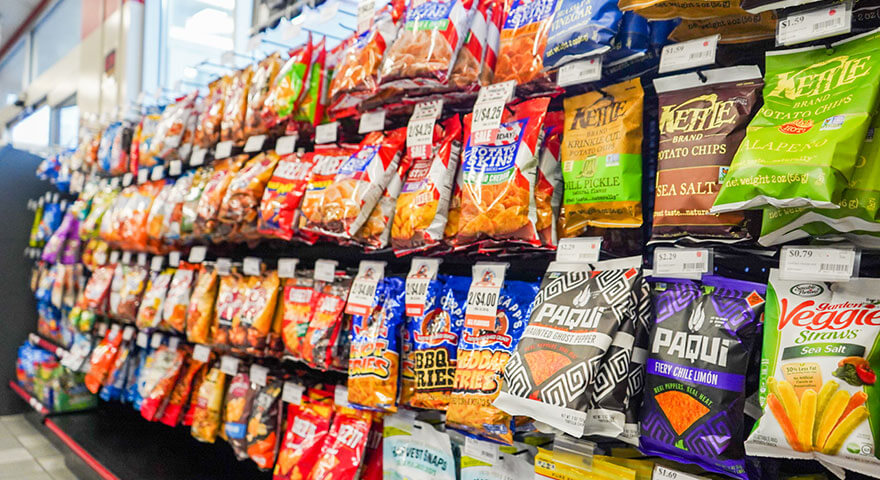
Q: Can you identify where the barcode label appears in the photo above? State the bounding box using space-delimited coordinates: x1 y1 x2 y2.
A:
777 4 851 46
814 19 840 30
659 35 719 74
820 263 849 272
780 246 856 282
654 248 711 279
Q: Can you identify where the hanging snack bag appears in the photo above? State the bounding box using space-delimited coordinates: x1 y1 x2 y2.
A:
669 11 777 44
641 276 765 479
82 264 115 312
447 278 538 444
145 181 177 249
136 267 174 330
295 38 327 127
560 78 644 236
117 264 149 323
712 30 880 213
535 110 563 248
191 366 228 443
302 274 353 370
140 347 187 422
258 153 318 241
348 277 406 412
217 152 281 240
263 39 313 131
543 0 622 70
493 0 556 87
244 53 282 138
235 270 281 351
186 267 219 344
281 273 316 359
274 391 335 480
213 271 245 348
163 262 196 333
308 407 373 480
194 155 247 238
221 66 253 144
746 271 880 477
299 147 358 234
618 0 745 19
180 166 214 240
392 115 463 255
455 97 549 247
223 369 258 460
448 0 490 92
159 355 206 427
85 325 124 393
383 417 456 480
651 66 763 244
353 156 411 250
246 379 283 470
194 77 229 148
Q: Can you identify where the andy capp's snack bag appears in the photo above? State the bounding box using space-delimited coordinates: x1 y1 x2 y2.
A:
745 270 880 478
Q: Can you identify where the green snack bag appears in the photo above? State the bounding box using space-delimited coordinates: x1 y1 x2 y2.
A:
760 115 880 246
712 28 880 213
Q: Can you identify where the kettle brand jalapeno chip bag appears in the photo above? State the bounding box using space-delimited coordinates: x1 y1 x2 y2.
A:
712 29 880 213
640 276 765 479
746 271 880 478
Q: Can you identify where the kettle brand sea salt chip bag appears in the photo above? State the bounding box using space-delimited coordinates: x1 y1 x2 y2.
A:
712 29 880 213
746 271 880 478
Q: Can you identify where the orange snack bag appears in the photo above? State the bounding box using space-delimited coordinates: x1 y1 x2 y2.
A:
280 273 315 360
163 262 197 333
186 266 218 344
494 0 555 87
535 110 563 248
213 271 245 349
194 155 246 238
233 270 280 351
194 77 230 148
221 66 253 144
299 147 358 232
217 151 280 241
191 366 227 443
84 324 124 394
244 53 282 138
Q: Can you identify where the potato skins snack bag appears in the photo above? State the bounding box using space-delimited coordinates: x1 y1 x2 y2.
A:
274 393 334 480
543 0 621 70
745 270 880 478
494 0 556 87
560 78 643 234
307 407 372 480
640 276 765 479
712 29 880 213
383 417 456 480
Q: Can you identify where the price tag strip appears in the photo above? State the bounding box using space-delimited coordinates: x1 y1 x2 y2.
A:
188 246 207 263
190 148 207 166
334 384 350 407
471 81 516 145
780 246 857 282
244 135 267 153
216 257 232 276
314 259 338 282
463 436 500 464
282 382 305 405
653 248 712 280
405 258 441 317
357 0 375 33
345 261 386 316
275 135 298 155
407 100 443 159
659 34 719 74
215 140 234 159
250 364 269 387
278 258 299 279
653 465 710 480
220 355 241 375
243 257 262 276
359 110 386 134
557 56 603 87
315 122 338 144
464 263 507 329
777 3 852 46
556 237 602 263
193 344 211 363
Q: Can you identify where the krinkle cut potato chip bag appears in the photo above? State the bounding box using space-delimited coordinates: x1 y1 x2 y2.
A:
542 0 621 70
712 29 880 213
494 0 557 87
651 66 763 244
746 271 880 478
640 276 765 479
560 78 644 235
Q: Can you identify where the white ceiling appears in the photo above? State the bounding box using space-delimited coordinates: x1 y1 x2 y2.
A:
0 0 45 58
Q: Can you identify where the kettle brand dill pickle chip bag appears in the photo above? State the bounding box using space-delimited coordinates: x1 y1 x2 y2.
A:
712 29 880 213
651 66 763 244
746 271 880 477
640 276 765 479
560 78 644 235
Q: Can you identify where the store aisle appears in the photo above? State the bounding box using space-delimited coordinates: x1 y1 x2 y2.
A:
0 415 80 480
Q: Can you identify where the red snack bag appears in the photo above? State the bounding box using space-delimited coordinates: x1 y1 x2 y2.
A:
298 147 358 234
281 274 315 359
535 110 563 248
159 355 206 427
258 153 318 241
140 347 187 422
84 324 124 394
307 406 373 480
449 0 491 91
294 39 327 128
194 77 230 148
274 391 335 480
359 419 384 480
353 154 412 250
480 2 504 85
183 366 209 427
301 275 352 371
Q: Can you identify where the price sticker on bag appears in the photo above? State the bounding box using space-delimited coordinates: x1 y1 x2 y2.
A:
193 344 211 363
168 251 181 267
557 56 603 87
121 251 132 265
464 436 499 464
150 332 164 348
334 384 349 407
168 336 181 352
282 382 305 405
250 364 269 387
275 135 298 155
188 246 207 263
556 237 602 263
465 263 507 329
168 160 183 176
215 140 234 159
315 122 338 144
150 255 164 272
137 253 148 266
653 248 711 279
406 258 441 317
190 148 207 166
220 355 240 375
244 134 267 153
137 168 149 184
314 259 338 282
136 331 149 348
216 258 232 276
278 258 299 279
122 172 134 187
471 81 516 145
243 257 262 276
407 100 443 159
345 261 386 316
357 0 375 34
777 3 851 46
359 109 386 134
780 246 856 282
659 34 719 74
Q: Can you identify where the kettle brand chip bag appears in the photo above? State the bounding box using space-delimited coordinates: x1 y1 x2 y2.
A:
651 66 763 244
640 276 765 479
746 271 880 477
712 29 880 213
560 78 644 236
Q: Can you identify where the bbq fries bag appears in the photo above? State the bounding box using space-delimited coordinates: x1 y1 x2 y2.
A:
640 276 765 479
651 66 763 244
712 29 880 213
745 271 880 477
274 390 335 480
493 259 641 437
559 78 644 236
446 279 538 444
454 97 549 248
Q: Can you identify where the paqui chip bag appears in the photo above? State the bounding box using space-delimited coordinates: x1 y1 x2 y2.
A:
446 277 538 444
640 276 765 479
348 277 405 412
712 29 880 213
274 390 334 480
383 415 456 480
651 66 763 244
494 0 556 88
745 271 880 478
258 153 318 241
454 97 549 248
543 0 621 70
560 78 644 236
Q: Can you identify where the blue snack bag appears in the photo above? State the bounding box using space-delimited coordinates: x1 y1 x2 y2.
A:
543 0 622 70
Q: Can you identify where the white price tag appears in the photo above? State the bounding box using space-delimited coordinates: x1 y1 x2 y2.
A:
109 250 121 264
168 251 181 267
282 21 302 40
315 122 338 144
150 255 164 272
216 258 232 276
215 140 234 159
282 382 305 405
190 148 207 166
357 0 375 33
780 246 856 282
407 100 443 158
151 166 165 181
406 258 441 317
359 110 386 134
137 253 148 266
314 259 337 282
464 437 499 464
471 81 516 145
334 384 349 407
29 333 40 345
557 56 603 87
659 35 719 74
122 173 134 186
220 355 240 375
250 364 269 386
136 331 149 348
777 3 851 46
193 344 211 363
110 177 121 189
653 248 711 279
168 160 183 176
465 263 507 329
122 326 135 341
151 332 163 348
188 246 207 263
244 135 267 153
168 336 181 351
243 257 262 276
121 251 132 264
653 465 709 480
278 258 299 278
556 237 602 263
95 250 108 265
275 135 298 155
137 169 149 184
345 261 386 316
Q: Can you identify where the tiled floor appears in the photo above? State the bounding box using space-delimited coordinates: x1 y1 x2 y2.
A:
0 415 80 480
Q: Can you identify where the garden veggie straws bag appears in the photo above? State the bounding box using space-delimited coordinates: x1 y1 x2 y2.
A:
560 78 644 235
651 66 763 244
640 276 765 479
543 0 621 70
712 29 880 213
746 271 880 478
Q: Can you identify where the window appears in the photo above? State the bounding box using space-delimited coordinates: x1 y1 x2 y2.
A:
54 98 79 148
10 104 51 148
31 0 82 79
0 40 27 106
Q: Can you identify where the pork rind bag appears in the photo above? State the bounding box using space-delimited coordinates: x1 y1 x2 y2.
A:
258 153 317 241
618 0 745 19
221 66 253 144
454 97 549 247
244 53 282 138
274 391 334 480
746 271 880 477
135 268 174 329
163 262 196 333
194 77 229 148
186 267 218 344
299 147 358 233
308 407 373 480
392 115 463 255
348 277 405 412
641 276 765 479
446 279 538 444
543 0 621 70
493 0 556 87
712 29 880 213
651 66 763 244
560 78 643 235
535 110 563 248
281 274 316 359
191 365 227 443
